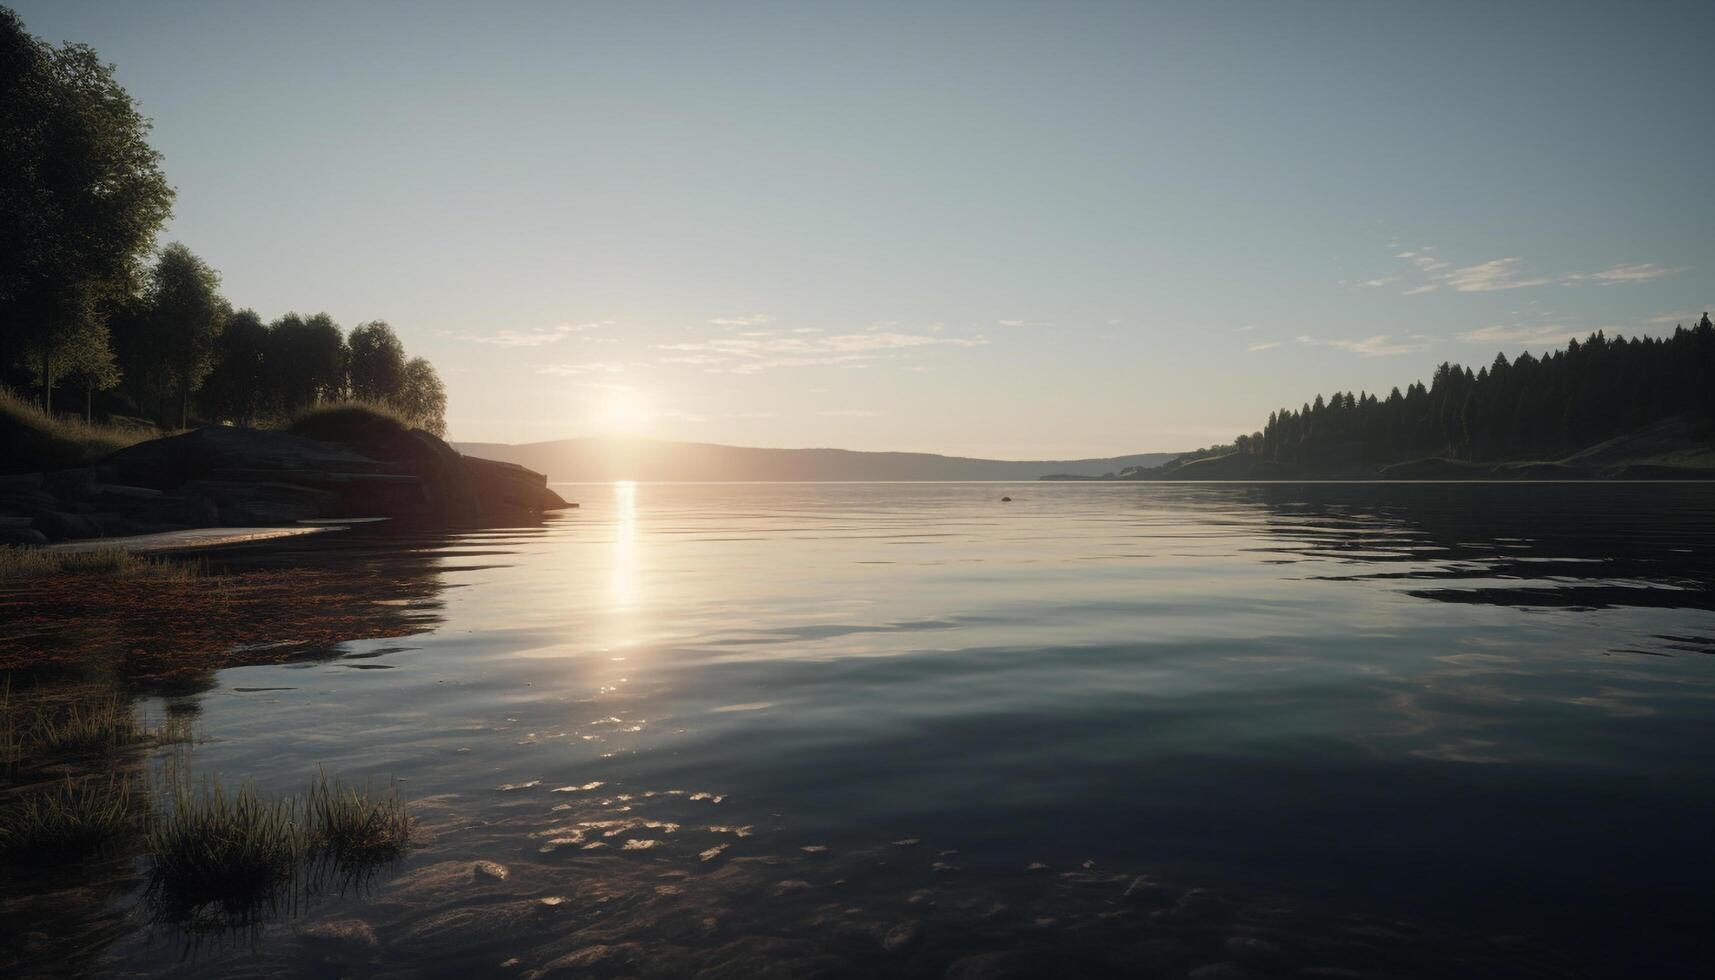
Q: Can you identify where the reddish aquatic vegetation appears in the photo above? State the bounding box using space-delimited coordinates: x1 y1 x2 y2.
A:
0 567 439 681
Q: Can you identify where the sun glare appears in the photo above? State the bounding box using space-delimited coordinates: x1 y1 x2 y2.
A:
596 389 651 437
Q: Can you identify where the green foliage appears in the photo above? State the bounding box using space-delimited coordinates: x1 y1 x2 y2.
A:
1 9 452 446
0 775 138 862
199 308 269 425
345 323 446 435
265 312 350 414
347 320 407 402
0 8 174 410
147 243 226 427
398 357 448 436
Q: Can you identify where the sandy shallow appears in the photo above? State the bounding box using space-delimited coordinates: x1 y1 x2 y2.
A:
48 525 342 553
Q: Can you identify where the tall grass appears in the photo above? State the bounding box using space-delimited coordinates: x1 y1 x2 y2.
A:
1 685 197 771
285 399 412 445
0 384 156 471
305 769 411 866
146 778 306 921
143 771 412 924
0 775 138 860
0 545 203 582
25 696 141 755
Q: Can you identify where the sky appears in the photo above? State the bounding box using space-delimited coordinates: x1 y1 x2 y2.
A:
13 0 1714 457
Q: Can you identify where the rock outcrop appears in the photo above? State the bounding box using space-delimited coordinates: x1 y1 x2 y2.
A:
0 425 573 543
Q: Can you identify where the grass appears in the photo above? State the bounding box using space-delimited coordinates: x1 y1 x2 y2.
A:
25 695 142 755
146 778 307 920
0 775 138 861
285 399 412 446
1 683 197 770
0 384 156 473
143 771 412 924
0 544 203 582
305 769 411 866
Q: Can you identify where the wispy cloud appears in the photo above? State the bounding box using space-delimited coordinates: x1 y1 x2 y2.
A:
997 319 1051 327
1644 306 1713 326
445 321 612 347
1442 258 1554 292
1374 241 1686 296
535 361 627 376
1562 262 1684 285
1295 334 1433 357
817 409 884 418
708 314 774 327
652 329 986 375
1456 323 1583 345
1245 341 1282 352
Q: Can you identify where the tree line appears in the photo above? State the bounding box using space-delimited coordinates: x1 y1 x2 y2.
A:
1230 318 1715 468
0 7 447 436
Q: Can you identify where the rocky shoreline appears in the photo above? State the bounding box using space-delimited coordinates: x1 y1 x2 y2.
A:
0 425 573 545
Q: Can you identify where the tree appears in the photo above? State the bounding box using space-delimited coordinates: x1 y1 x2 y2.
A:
20 306 116 420
61 320 118 422
1241 322 1715 472
0 8 174 410
201 308 270 425
143 243 225 427
267 312 348 412
397 356 447 436
347 320 406 402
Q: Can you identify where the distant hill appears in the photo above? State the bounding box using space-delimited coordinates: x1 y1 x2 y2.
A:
450 437 1181 482
1048 320 1715 482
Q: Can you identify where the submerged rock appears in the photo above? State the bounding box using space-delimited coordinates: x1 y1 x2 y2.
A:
298 918 380 951
473 860 511 882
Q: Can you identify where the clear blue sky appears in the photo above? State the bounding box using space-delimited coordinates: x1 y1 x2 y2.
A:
14 1 1713 455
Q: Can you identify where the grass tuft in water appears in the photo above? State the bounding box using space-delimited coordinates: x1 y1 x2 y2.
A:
305 769 412 867
0 775 138 861
26 696 141 755
1 685 196 771
0 545 202 582
145 778 306 921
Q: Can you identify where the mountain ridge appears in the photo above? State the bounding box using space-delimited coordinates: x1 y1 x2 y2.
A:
450 436 1182 482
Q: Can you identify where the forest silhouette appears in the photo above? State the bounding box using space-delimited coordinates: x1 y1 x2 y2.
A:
0 7 445 433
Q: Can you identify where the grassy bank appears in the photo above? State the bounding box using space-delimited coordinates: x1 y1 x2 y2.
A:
0 386 158 473
285 399 413 445
3 386 419 479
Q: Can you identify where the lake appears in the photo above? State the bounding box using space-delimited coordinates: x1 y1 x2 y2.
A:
11 481 1715 977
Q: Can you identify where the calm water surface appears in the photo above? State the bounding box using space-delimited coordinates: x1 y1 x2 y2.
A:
40 483 1715 976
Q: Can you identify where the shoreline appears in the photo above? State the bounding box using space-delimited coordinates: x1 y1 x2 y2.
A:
45 525 342 554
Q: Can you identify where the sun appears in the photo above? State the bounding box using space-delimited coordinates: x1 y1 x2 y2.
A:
596 388 651 436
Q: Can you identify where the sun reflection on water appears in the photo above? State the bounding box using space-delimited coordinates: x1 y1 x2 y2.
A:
599 481 641 698
611 481 638 610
